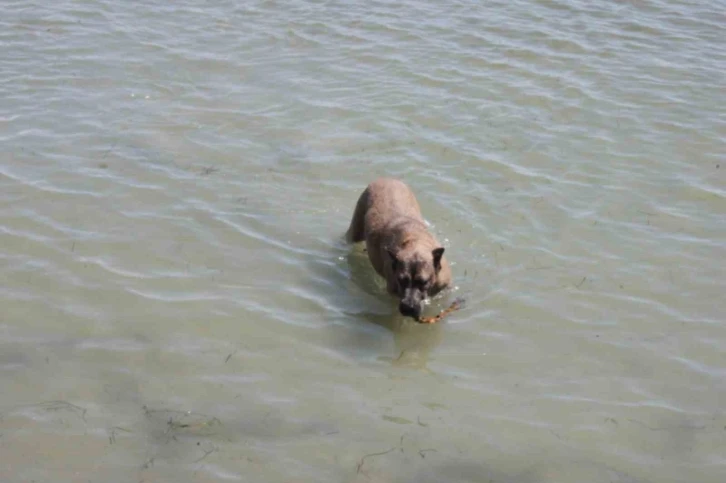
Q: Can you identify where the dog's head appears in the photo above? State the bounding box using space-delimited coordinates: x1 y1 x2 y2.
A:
388 246 445 319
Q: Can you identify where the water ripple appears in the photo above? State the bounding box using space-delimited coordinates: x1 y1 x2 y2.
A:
1 0 725 481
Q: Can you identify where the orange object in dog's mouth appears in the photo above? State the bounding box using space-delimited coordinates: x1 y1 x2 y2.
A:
416 298 465 324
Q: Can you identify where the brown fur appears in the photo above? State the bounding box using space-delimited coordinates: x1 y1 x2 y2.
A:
346 178 452 318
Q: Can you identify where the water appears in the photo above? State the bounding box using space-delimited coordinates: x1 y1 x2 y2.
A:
1 0 724 481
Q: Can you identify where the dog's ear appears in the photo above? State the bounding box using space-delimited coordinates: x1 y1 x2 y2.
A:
387 248 398 269
432 247 445 272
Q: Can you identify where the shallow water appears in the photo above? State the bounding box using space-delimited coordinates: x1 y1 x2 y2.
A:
1 0 725 481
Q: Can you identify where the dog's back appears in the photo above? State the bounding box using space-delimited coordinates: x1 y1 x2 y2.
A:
346 178 422 242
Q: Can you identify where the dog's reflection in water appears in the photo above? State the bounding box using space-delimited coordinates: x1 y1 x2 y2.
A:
368 312 445 371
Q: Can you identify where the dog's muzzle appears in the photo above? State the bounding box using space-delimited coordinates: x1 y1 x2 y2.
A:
399 300 422 319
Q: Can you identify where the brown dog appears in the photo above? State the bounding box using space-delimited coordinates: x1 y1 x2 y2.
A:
346 178 452 319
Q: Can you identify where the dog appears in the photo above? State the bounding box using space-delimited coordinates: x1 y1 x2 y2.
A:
346 178 452 319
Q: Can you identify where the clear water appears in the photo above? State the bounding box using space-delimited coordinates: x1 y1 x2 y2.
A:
1 0 724 481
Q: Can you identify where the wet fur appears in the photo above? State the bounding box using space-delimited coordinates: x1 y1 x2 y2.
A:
346 178 452 318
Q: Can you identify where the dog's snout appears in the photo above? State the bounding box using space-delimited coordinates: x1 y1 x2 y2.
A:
399 302 421 318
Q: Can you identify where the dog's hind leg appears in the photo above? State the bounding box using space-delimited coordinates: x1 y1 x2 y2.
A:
345 188 369 243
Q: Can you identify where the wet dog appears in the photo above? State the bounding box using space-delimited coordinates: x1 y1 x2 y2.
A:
346 178 452 319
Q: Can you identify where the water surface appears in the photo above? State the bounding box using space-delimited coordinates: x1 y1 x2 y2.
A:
1 0 725 482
